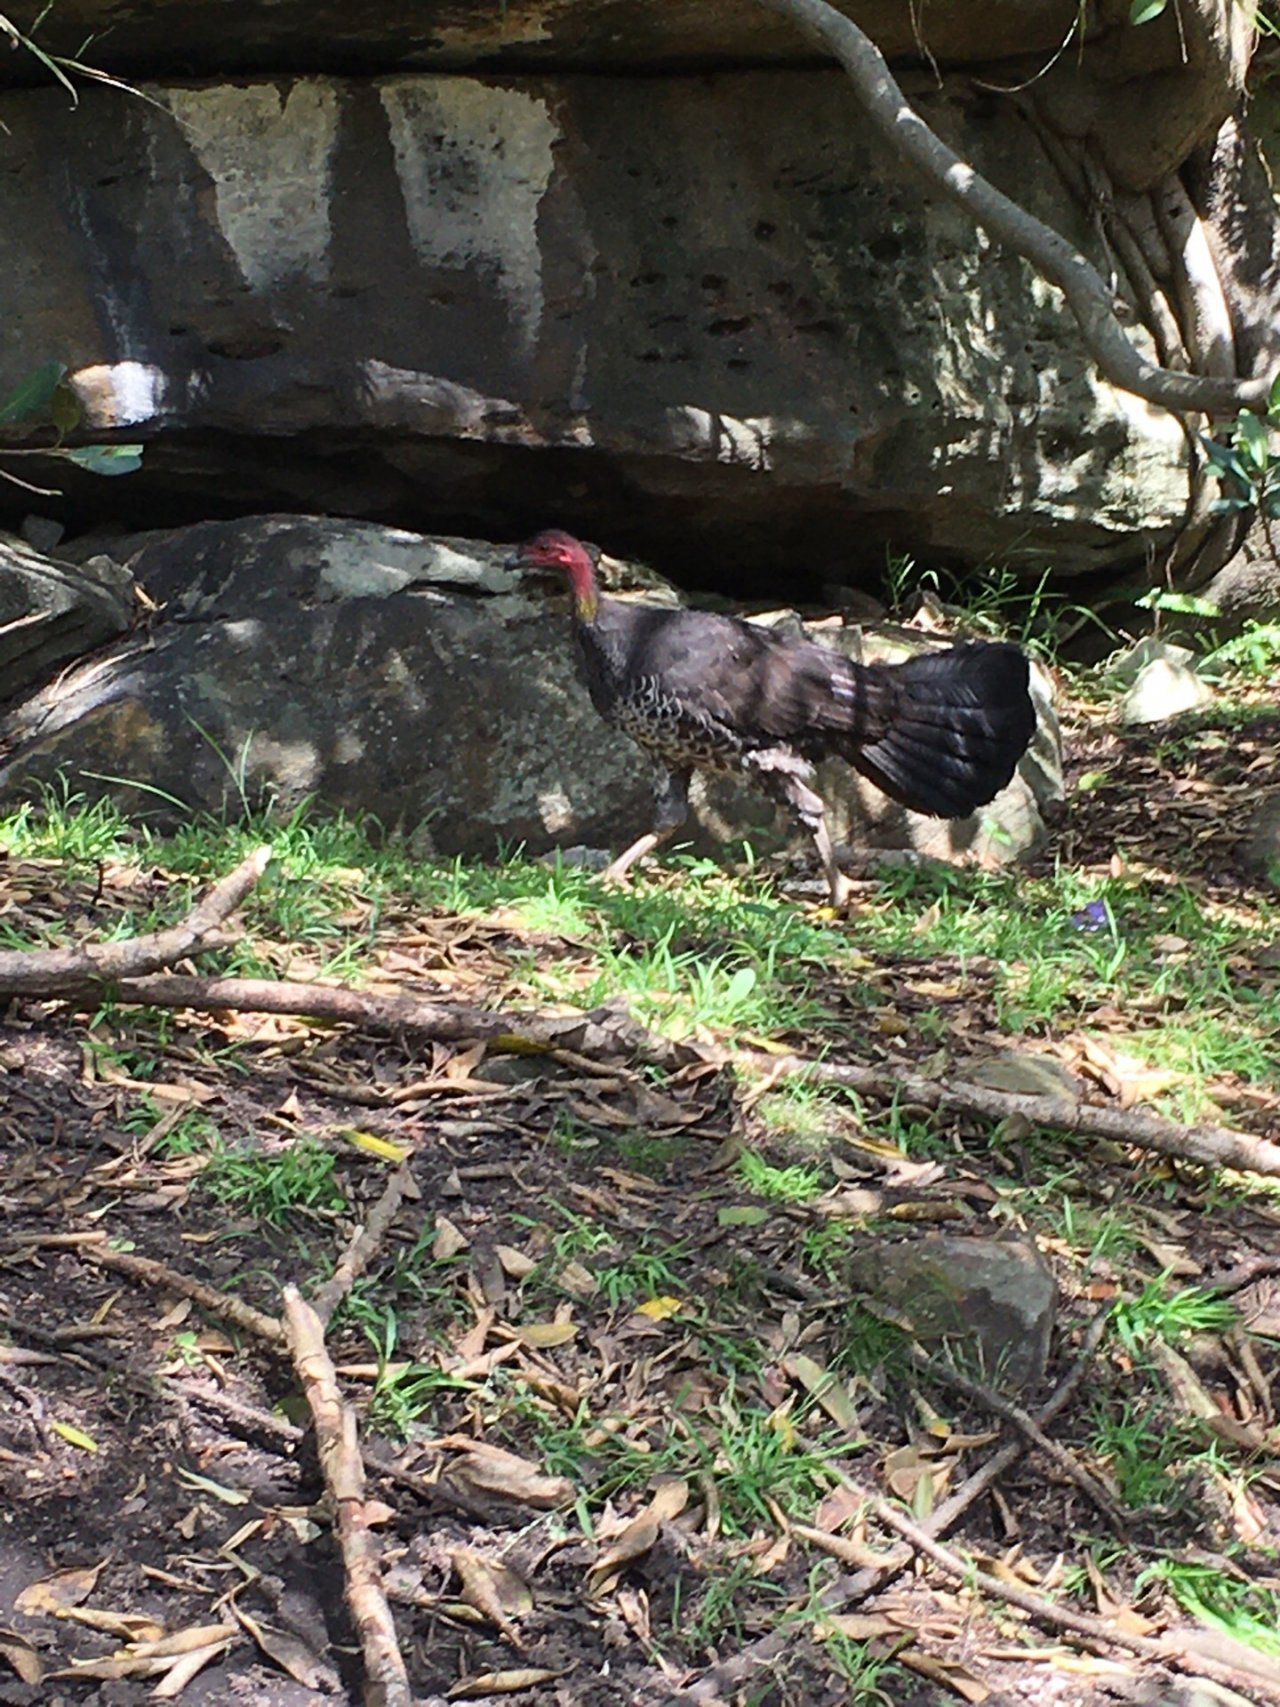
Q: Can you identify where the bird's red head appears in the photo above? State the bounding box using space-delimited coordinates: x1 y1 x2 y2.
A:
509 529 600 619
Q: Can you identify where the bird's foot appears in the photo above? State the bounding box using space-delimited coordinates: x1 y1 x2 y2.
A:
826 870 853 910
601 829 672 887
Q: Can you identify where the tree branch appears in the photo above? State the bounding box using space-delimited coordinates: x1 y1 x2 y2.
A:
281 1285 412 1707
0 846 272 996
750 0 1269 415
758 1053 1280 1178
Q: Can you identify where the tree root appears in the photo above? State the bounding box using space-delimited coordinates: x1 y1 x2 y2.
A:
749 0 1265 416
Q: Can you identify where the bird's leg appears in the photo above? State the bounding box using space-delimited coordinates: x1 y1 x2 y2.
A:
810 810 851 909
750 753 850 907
603 768 690 884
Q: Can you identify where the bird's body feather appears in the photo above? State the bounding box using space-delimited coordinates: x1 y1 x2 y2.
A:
509 529 1038 901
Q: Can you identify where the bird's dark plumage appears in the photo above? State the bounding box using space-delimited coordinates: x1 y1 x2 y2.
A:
510 529 1037 901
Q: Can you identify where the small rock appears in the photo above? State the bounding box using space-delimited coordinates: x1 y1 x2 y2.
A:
1244 790 1280 888
19 514 65 553
1121 656 1214 724
848 1233 1056 1391
1110 635 1197 684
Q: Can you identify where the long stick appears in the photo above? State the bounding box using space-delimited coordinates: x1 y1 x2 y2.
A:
282 1285 411 1707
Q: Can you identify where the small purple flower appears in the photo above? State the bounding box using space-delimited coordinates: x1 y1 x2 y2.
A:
1071 899 1110 933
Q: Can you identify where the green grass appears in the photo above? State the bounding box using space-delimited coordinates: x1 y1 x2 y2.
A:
1140 1558 1280 1659
1110 1276 1239 1358
738 1150 826 1202
3 768 1278 1695
198 1137 348 1226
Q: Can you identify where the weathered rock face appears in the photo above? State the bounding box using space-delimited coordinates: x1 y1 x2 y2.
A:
0 64 1191 592
0 535 132 702
0 1 1090 77
0 518 1063 868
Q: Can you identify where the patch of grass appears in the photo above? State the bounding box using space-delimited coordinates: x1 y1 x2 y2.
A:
1090 1399 1192 1512
0 780 137 865
1140 1558 1280 1658
821 1629 905 1704
1111 1276 1239 1357
363 1310 470 1438
831 1304 912 1383
120 1095 220 1157
800 1219 856 1281
594 1242 691 1310
611 1131 684 1179
737 1150 825 1203
754 1081 853 1149
198 1137 348 1226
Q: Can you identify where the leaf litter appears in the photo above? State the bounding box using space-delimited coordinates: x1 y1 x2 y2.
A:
1 675 1279 1703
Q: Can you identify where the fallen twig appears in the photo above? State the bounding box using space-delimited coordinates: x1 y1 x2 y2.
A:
73 1240 284 1345
311 1163 415 1328
675 1310 1110 1703
0 846 272 996
754 1053 1280 1178
69 972 678 1066
868 1497 1280 1705
281 1284 411 1707
909 1345 1128 1533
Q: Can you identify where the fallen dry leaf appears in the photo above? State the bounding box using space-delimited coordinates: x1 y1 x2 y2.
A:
0 1630 42 1685
15 1560 105 1615
235 1605 339 1692
450 1547 532 1648
447 1668 561 1697
436 1438 574 1509
587 1480 689 1596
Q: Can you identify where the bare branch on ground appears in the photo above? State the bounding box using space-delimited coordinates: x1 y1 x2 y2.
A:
281 1284 412 1707
869 1495 1280 1705
0 846 272 996
73 1240 285 1345
675 1309 1111 1703
908 1344 1128 1532
754 1053 1280 1178
311 1163 415 1329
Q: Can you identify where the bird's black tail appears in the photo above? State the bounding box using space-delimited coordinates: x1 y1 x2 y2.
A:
838 643 1036 819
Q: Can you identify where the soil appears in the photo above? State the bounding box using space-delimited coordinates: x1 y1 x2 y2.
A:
1 685 1278 1707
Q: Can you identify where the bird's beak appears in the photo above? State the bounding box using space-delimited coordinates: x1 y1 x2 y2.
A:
503 547 528 572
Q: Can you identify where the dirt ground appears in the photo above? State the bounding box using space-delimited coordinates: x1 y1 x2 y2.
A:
1 690 1279 1707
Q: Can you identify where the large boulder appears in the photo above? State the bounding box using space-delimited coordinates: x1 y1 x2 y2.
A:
0 517 1062 868
0 62 1191 591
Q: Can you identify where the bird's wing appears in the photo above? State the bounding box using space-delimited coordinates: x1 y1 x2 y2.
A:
612 606 873 744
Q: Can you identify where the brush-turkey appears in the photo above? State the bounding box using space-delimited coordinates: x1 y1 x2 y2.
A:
509 530 1036 905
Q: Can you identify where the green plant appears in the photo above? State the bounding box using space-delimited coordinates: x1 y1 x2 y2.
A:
1201 380 1280 535
1139 1558 1280 1659
363 1310 467 1438
737 1150 825 1203
1111 1277 1239 1359
199 1138 348 1226
0 359 143 493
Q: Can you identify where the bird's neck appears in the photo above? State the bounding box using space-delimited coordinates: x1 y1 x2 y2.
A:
563 550 601 623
